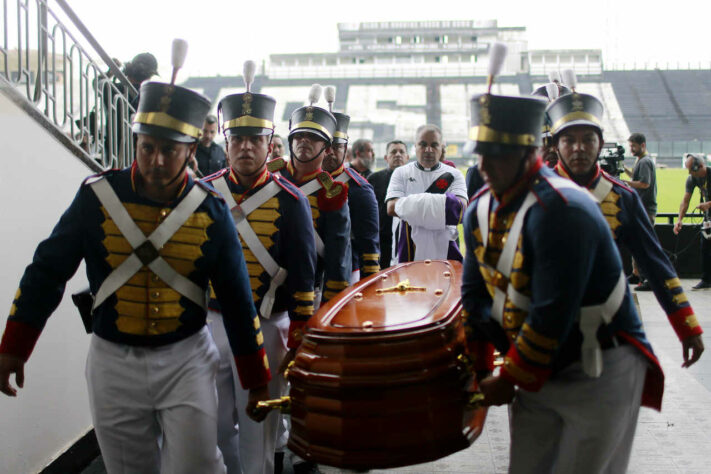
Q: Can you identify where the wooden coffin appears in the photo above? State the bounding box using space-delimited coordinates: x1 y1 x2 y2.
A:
287 260 488 469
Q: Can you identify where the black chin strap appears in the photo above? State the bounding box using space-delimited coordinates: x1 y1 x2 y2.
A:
165 152 191 187
556 150 596 185
512 150 530 184
235 134 274 178
290 138 328 163
330 143 348 171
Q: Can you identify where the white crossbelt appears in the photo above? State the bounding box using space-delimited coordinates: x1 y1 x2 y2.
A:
476 191 537 324
283 172 350 259
213 176 286 319
476 176 625 378
589 176 614 203
90 178 208 311
298 175 351 259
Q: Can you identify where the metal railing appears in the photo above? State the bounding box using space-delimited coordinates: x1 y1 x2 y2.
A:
264 63 517 80
0 0 135 170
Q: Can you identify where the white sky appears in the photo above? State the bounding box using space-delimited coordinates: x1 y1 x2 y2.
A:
63 0 711 78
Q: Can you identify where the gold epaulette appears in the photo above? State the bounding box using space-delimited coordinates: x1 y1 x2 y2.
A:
317 171 342 198
267 158 287 173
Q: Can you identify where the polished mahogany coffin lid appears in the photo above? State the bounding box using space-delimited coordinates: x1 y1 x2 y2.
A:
308 260 462 336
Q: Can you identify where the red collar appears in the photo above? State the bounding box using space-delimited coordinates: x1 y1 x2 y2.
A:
554 161 601 188
494 157 543 211
130 161 188 199
287 160 322 184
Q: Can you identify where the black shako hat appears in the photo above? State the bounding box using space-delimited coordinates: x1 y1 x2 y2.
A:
546 92 604 137
469 93 547 155
532 84 572 139
288 105 337 144
132 82 211 143
332 112 350 144
531 83 572 100
219 93 276 136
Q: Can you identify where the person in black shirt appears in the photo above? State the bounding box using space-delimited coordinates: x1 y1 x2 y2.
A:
195 114 226 176
623 133 657 290
349 138 375 179
367 140 409 268
465 164 486 200
674 154 711 290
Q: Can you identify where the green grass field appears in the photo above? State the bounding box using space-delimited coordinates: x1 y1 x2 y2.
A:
456 167 698 251
456 167 693 215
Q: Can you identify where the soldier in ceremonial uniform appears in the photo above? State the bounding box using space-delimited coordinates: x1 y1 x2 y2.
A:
270 85 352 306
386 124 468 263
461 68 664 472
203 66 317 473
546 90 704 367
321 88 380 282
0 81 271 473
531 82 571 168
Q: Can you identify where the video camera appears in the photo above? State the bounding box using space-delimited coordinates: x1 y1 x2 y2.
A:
599 142 626 177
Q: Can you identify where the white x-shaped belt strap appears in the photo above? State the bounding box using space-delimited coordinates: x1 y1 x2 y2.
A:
213 177 286 319
589 175 613 203
476 176 625 378
296 172 350 259
90 178 209 311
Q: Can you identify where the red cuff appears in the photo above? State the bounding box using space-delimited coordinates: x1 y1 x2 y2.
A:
234 347 272 390
667 306 703 340
499 345 552 392
0 320 41 361
287 321 307 349
467 340 496 372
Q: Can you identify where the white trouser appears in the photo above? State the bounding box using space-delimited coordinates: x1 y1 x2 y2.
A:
86 327 225 474
209 310 289 474
350 269 361 285
509 344 647 474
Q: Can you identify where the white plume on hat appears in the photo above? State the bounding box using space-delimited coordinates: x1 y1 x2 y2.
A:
308 84 322 106
561 69 577 91
548 70 562 83
488 42 508 77
243 60 256 92
324 86 336 112
545 83 559 101
170 38 188 85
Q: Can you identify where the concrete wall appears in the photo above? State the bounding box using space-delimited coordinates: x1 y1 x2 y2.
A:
0 92 94 473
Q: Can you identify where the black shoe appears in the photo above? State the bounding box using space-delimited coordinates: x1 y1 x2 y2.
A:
635 281 652 291
691 280 711 290
274 452 284 474
294 461 322 474
627 274 640 285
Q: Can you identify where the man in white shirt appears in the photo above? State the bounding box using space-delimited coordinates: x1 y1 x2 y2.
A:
386 124 468 263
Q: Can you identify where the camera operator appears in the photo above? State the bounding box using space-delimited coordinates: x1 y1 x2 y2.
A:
547 91 704 367
624 133 657 220
623 133 657 289
674 154 711 290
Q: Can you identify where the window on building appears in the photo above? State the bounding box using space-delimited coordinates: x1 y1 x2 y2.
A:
442 35 449 44
395 36 402 44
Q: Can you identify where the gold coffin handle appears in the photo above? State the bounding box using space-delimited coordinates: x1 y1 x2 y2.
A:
256 396 291 414
283 360 295 379
466 391 486 409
